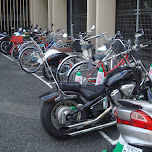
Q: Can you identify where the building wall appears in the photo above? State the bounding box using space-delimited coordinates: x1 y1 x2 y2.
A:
52 0 67 32
30 0 48 30
87 0 116 48
30 0 115 38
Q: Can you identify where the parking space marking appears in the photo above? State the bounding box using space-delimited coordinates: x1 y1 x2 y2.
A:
99 131 118 145
1 53 52 89
1 53 13 61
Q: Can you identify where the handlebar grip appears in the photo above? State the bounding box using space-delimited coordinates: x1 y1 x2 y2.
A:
140 44 148 48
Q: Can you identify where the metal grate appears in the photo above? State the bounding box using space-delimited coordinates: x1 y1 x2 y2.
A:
0 0 30 34
116 0 152 62
72 0 87 51
72 0 87 37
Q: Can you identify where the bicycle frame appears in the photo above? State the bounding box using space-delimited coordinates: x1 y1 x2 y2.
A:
84 54 129 83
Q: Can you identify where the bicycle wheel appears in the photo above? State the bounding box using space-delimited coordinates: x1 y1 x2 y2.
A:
56 55 84 82
67 61 99 86
11 44 22 63
19 47 42 73
1 40 13 54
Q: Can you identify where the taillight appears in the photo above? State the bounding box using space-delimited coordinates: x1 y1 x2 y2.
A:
131 110 152 131
115 109 131 125
115 109 152 131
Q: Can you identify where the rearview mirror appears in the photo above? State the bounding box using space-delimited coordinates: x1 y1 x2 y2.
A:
135 29 144 38
91 25 95 31
63 33 67 38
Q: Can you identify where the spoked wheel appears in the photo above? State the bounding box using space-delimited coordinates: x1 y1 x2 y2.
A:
1 41 12 54
67 61 99 86
11 44 22 63
40 99 87 138
56 55 84 82
19 47 42 73
42 63 58 80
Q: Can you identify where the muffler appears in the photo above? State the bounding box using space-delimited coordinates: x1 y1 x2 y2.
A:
68 120 116 137
62 103 113 131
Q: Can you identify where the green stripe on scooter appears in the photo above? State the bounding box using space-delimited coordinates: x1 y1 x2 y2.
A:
102 142 123 152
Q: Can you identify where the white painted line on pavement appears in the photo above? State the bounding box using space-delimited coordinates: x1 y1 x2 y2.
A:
1 52 52 89
1 53 13 61
39 76 44 78
32 73 52 89
99 131 118 145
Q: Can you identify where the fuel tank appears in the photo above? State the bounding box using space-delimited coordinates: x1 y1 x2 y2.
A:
105 67 134 88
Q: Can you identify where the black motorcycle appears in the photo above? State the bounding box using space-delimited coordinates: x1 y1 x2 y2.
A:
40 30 152 138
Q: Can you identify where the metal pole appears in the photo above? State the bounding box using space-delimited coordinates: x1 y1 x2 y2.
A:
16 0 19 28
13 0 15 31
3 0 5 31
20 0 22 27
0 0 2 30
10 0 12 34
23 0 25 28
26 0 28 28
136 0 140 32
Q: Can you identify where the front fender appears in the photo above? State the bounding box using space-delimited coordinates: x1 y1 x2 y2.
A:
46 53 68 65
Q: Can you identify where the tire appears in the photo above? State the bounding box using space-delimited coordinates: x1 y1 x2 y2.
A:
40 98 87 138
67 61 99 86
19 47 41 73
1 40 13 54
11 44 22 63
42 63 58 80
18 41 36 54
56 55 84 82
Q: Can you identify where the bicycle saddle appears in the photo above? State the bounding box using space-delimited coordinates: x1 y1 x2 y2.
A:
59 82 105 101
81 44 93 50
52 46 72 53
93 54 106 60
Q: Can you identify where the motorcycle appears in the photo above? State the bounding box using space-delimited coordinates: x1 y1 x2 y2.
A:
39 29 152 138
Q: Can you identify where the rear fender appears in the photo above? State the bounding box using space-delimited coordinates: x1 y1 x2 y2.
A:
46 53 68 65
39 90 84 103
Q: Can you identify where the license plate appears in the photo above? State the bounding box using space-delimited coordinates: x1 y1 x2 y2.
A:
122 144 142 152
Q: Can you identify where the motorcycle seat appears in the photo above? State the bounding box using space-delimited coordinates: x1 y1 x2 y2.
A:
59 82 105 101
59 82 81 92
93 54 106 60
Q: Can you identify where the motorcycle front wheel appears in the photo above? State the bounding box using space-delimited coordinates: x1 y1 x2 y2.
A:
40 99 87 138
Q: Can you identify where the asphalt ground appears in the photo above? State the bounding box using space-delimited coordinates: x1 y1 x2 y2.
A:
0 53 119 152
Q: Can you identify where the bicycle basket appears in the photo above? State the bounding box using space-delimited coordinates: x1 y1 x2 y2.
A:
11 35 23 43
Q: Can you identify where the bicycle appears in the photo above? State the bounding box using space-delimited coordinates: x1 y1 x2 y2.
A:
56 31 125 82
18 30 71 74
66 38 131 86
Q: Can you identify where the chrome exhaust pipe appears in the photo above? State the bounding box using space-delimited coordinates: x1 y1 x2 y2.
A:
68 120 117 136
63 103 113 130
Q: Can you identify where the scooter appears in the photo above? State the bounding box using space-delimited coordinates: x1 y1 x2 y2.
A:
103 96 152 152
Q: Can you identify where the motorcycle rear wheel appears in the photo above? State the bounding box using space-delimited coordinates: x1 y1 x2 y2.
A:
40 99 87 138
